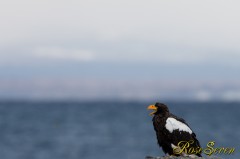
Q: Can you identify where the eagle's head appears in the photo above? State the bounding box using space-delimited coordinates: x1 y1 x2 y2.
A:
147 102 169 116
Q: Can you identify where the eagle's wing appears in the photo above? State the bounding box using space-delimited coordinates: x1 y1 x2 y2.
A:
164 115 201 156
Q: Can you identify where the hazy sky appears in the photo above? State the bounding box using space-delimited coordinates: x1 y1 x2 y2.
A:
1 0 240 101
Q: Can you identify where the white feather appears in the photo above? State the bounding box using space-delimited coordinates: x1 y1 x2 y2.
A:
165 117 192 134
171 143 178 149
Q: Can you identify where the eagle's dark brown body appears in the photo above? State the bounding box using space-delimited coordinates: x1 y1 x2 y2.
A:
149 103 202 157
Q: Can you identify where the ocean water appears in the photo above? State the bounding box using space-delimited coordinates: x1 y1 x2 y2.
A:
0 101 239 159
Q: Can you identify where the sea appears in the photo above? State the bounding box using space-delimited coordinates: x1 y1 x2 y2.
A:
0 101 239 159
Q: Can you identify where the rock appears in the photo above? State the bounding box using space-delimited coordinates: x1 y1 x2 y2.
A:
145 156 223 159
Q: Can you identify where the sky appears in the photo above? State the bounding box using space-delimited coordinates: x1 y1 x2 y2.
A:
1 0 240 101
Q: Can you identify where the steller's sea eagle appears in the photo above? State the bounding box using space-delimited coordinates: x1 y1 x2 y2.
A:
147 102 202 157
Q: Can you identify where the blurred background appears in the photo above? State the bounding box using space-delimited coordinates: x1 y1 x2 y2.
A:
0 0 240 159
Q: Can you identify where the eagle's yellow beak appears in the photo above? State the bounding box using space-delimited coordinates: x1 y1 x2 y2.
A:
147 105 158 116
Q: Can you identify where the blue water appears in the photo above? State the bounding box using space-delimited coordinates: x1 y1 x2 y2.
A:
0 101 239 159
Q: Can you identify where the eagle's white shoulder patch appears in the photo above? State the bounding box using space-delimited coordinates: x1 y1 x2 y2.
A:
165 117 192 134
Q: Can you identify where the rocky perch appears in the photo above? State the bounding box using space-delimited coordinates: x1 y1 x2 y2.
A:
145 156 223 159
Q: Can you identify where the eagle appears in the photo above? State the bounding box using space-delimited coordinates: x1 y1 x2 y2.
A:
147 102 202 157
